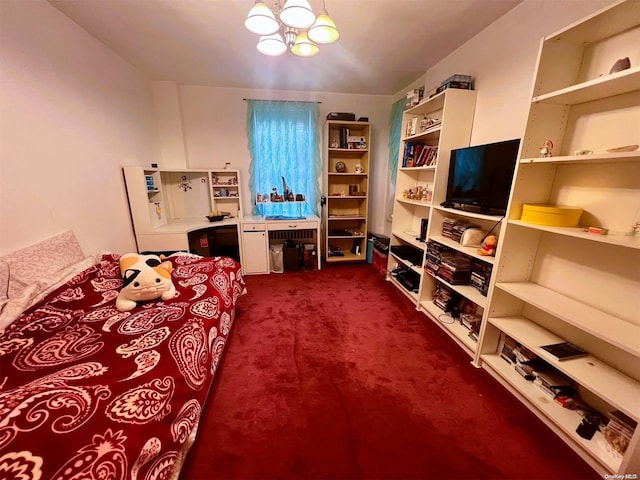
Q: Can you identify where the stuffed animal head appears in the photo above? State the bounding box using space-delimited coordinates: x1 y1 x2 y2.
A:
478 235 498 256
484 235 497 247
115 253 176 312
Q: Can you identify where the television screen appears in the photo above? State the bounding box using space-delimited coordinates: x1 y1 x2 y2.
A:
446 139 520 215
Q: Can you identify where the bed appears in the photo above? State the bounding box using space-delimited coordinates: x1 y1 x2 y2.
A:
0 231 246 480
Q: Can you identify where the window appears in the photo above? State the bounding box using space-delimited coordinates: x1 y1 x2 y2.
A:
246 100 321 217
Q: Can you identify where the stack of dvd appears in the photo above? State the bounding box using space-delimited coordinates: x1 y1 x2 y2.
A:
433 283 460 312
438 250 471 285
425 240 446 275
441 217 479 242
441 218 457 240
470 258 492 296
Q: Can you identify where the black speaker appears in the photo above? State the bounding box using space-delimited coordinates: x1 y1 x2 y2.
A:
419 218 429 242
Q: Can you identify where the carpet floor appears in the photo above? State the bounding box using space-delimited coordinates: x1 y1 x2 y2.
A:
179 263 601 480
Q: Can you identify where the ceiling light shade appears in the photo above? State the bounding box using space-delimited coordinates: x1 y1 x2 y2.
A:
290 31 319 57
307 11 339 44
257 33 288 56
280 0 316 29
244 1 280 35
245 0 339 57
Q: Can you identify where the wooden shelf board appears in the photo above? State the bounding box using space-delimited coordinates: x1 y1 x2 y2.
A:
508 220 640 250
432 205 506 222
325 252 366 263
392 230 426 251
425 270 488 308
532 67 640 105
328 148 369 153
481 354 622 473
327 235 366 240
520 151 640 165
495 282 640 357
421 300 477 356
389 252 423 275
328 216 366 221
406 90 446 115
328 196 368 200
398 165 437 172
545 0 640 45
402 125 442 142
429 235 496 264
328 173 368 176
396 197 432 207
388 276 419 303
488 316 640 420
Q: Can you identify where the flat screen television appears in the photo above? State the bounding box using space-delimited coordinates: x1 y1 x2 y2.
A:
445 138 520 216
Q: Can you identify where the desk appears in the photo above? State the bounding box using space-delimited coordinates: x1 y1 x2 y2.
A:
136 217 239 253
241 215 321 274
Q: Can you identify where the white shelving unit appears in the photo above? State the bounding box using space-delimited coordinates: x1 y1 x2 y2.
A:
323 120 371 263
476 1 640 475
123 166 243 253
388 88 494 357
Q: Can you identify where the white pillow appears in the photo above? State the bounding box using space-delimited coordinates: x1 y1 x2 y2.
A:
5 230 84 299
0 254 100 334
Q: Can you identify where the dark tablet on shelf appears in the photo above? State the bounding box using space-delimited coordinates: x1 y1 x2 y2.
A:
540 342 588 361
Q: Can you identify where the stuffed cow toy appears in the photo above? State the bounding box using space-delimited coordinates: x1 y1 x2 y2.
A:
116 253 176 312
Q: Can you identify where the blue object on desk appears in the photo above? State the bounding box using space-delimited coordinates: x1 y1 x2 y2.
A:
264 215 306 220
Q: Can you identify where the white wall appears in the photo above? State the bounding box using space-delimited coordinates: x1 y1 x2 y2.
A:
155 84 392 234
418 0 613 146
0 0 616 256
0 0 159 256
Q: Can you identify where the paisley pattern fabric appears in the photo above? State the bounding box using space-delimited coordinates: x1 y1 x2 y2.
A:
0 253 245 480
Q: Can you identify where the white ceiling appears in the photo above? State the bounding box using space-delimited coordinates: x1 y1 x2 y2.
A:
47 0 523 95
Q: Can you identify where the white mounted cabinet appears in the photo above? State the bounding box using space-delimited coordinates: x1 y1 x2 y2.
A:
122 166 243 254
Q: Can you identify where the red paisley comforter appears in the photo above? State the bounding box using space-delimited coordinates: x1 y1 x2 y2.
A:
0 253 246 480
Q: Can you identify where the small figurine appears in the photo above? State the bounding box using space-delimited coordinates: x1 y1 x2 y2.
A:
478 235 498 257
540 140 554 157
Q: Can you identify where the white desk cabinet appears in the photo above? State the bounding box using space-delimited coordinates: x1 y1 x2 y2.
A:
241 215 321 273
241 222 269 275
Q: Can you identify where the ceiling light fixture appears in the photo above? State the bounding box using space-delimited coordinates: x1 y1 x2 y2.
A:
245 0 339 57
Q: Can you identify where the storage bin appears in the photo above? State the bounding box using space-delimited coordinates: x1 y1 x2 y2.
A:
521 203 583 227
372 249 388 276
269 242 284 273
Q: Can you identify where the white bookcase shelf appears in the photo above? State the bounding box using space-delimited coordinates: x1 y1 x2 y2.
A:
388 88 482 358
532 67 640 105
495 282 640 357
421 300 478 355
476 2 640 475
487 316 640 420
481 354 622 473
323 121 371 263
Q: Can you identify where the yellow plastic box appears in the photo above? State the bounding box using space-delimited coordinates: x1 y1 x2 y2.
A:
521 204 582 227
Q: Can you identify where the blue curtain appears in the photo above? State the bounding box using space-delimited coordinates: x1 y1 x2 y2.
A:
388 98 406 186
385 98 406 219
246 100 321 217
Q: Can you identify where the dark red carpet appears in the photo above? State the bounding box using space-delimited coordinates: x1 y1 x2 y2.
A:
180 264 599 480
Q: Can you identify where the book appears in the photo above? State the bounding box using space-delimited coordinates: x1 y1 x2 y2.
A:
540 342 588 361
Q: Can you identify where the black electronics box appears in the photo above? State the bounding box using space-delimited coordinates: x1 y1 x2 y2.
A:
327 112 356 121
284 240 303 271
